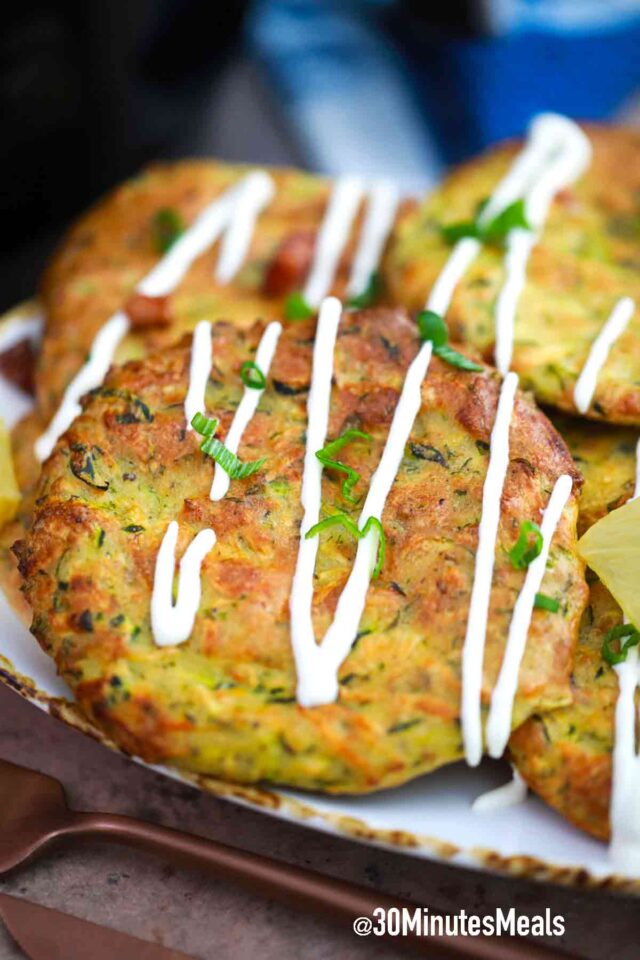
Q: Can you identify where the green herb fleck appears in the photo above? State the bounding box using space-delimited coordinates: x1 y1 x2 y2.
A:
416 310 483 372
152 208 185 253
534 593 560 613
191 412 265 481
602 622 640 666
440 198 531 247
305 513 386 579
240 360 266 390
315 429 371 504
508 520 543 570
284 292 314 321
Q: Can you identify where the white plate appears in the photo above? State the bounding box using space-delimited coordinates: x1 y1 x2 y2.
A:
1 302 635 893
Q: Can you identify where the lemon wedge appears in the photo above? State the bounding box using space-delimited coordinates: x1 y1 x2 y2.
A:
578 495 640 627
0 417 20 526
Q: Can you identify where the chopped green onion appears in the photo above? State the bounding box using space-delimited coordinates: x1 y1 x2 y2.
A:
305 513 386 579
602 622 640 666
508 520 543 570
440 198 531 248
240 360 266 390
152 208 185 253
416 310 483 372
284 292 314 321
347 271 382 309
416 310 447 348
191 412 218 437
191 413 265 480
534 593 560 613
315 429 371 504
433 344 484 372
482 199 531 244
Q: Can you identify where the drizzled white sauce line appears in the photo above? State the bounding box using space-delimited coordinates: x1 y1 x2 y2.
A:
35 171 275 462
35 310 129 462
609 438 640 873
426 114 590 375
210 321 282 501
426 237 481 316
491 115 591 374
290 295 434 706
485 473 573 759
303 177 365 308
573 297 635 415
289 297 344 704
214 171 275 284
346 180 399 298
316 340 434 705
461 372 519 767
184 321 213 430
151 520 216 647
472 767 527 814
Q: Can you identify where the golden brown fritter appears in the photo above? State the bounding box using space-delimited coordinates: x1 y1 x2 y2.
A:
38 161 402 423
509 412 639 841
16 308 587 792
510 580 621 841
384 126 640 425
550 413 638 535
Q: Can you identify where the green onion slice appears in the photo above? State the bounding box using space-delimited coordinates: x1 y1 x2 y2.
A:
433 344 484 372
191 413 265 480
240 360 266 390
284 292 314 321
417 310 447 347
152 208 185 253
508 520 543 570
305 513 386 579
534 593 560 613
191 412 218 437
416 310 483 372
440 198 531 248
315 429 371 504
602 622 640 666
347 271 382 309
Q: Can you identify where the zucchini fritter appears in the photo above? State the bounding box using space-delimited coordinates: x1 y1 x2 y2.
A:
384 126 640 425
37 162 398 424
510 580 621 841
550 413 638 535
16 308 587 792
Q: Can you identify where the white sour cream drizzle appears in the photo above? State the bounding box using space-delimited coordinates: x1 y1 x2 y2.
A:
210 320 282 501
151 520 216 647
472 767 527 814
290 296 434 707
485 473 573 759
35 171 275 462
488 115 591 375
609 439 640 873
303 177 365 308
184 320 213 430
345 180 399 298
289 297 344 704
427 114 590 375
214 171 275 284
573 297 635 415
461 371 519 767
34 310 130 462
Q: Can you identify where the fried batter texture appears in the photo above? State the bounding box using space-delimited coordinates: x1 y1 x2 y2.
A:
17 308 586 792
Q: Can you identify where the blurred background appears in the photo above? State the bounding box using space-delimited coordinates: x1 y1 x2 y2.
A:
1 0 639 309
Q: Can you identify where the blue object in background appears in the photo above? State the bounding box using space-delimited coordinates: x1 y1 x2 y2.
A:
247 0 640 183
